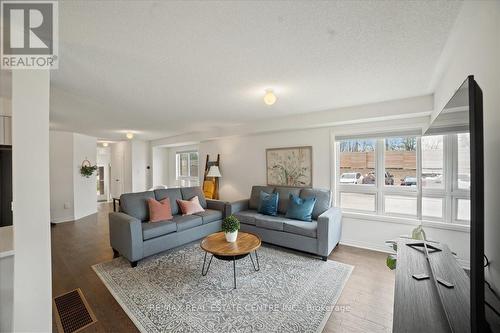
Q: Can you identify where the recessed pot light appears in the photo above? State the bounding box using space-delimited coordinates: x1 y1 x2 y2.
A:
126 132 134 139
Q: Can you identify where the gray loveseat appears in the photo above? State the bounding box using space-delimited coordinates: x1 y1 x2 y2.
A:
109 187 226 267
229 186 342 260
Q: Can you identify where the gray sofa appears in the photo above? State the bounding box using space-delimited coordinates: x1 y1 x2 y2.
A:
229 186 342 260
109 186 226 267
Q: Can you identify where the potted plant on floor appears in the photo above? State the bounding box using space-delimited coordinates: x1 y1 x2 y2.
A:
222 215 240 243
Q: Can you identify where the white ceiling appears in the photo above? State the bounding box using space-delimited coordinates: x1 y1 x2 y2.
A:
50 0 462 140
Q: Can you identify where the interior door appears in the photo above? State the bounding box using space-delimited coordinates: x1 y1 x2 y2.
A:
111 151 124 199
96 166 107 201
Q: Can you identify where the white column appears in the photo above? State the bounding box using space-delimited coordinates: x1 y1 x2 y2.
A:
12 70 51 332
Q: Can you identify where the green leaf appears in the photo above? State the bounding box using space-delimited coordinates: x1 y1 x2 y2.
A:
386 254 397 270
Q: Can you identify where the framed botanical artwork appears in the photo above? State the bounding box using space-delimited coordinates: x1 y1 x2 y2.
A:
266 146 313 187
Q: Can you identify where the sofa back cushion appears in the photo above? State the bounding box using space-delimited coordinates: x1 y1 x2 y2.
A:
285 193 316 222
181 187 207 208
299 188 331 220
154 188 182 215
257 191 279 216
274 187 301 214
249 186 274 210
177 196 205 215
120 191 155 222
147 198 173 222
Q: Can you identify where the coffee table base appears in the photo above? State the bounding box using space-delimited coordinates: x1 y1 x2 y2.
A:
201 251 260 289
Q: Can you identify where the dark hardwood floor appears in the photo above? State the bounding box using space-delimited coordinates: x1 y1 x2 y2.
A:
51 203 394 333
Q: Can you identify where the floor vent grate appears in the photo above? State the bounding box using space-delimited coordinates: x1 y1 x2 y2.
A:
54 288 97 333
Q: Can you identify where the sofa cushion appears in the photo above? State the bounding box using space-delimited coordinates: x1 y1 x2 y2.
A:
258 191 279 216
249 186 274 210
233 210 262 226
181 187 207 208
283 220 318 238
147 198 173 222
300 188 331 220
285 194 316 222
274 187 301 214
194 209 222 224
177 196 205 215
154 188 182 215
142 220 177 240
173 215 203 232
120 191 155 222
255 215 288 231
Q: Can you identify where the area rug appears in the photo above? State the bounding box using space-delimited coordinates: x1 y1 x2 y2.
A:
92 242 353 333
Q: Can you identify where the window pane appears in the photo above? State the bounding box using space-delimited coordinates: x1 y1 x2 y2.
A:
189 152 198 177
340 192 376 212
339 139 376 185
422 135 444 189
457 198 470 221
384 195 417 216
422 197 443 218
385 137 416 187
457 133 470 190
179 153 189 177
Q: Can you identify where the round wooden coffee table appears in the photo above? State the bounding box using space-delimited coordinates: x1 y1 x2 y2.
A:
200 232 261 289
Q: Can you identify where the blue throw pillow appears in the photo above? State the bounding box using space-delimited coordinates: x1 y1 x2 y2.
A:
258 191 279 216
285 193 316 222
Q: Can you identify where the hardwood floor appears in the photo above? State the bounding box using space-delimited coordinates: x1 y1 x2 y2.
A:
51 203 394 332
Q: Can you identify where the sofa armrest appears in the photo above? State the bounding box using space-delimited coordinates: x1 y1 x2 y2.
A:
227 199 250 215
109 212 143 262
317 207 342 256
206 199 229 217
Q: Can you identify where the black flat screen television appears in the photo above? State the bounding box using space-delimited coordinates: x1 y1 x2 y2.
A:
426 75 489 332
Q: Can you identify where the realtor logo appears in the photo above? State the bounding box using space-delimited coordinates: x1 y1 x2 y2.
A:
1 1 58 69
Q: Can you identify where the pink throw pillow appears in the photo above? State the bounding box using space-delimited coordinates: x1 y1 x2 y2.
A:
177 196 205 215
148 198 173 222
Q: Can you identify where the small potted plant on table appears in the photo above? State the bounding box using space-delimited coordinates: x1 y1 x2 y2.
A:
222 215 240 243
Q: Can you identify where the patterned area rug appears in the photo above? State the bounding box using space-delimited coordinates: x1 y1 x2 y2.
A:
92 242 353 333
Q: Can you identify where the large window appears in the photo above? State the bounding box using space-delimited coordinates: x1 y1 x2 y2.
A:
336 133 470 225
176 151 200 187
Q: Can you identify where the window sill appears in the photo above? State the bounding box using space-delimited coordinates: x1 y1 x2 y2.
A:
341 211 470 233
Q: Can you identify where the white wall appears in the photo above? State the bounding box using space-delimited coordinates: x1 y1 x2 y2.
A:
152 146 169 187
49 131 75 222
12 70 52 332
432 1 500 292
199 130 330 201
131 140 149 192
73 134 97 219
49 131 98 222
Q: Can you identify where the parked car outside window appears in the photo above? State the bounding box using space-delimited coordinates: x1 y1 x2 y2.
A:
400 176 417 186
340 172 364 184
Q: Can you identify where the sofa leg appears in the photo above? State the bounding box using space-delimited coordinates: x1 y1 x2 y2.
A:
130 261 138 268
112 248 119 258
322 256 328 261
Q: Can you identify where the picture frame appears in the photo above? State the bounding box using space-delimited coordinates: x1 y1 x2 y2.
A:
266 146 313 187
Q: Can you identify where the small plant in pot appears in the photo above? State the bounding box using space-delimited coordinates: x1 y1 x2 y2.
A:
222 215 240 243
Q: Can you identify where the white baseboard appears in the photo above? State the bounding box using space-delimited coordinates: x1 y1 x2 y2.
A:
50 216 74 224
340 239 471 269
339 239 393 254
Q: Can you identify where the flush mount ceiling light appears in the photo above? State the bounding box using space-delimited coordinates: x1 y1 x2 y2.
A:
126 132 134 139
102 142 109 147
263 89 277 106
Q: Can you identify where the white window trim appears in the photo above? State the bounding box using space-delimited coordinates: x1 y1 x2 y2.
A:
334 133 470 227
175 151 200 186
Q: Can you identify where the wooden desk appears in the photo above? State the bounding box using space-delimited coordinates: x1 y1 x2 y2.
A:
393 239 470 333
